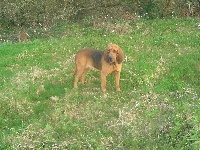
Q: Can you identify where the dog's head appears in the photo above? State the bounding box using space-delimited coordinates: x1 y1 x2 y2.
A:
104 44 124 65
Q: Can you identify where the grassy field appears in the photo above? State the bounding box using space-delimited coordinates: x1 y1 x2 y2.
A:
0 18 200 149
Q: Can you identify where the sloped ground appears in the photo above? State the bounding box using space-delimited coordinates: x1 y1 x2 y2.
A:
0 18 199 149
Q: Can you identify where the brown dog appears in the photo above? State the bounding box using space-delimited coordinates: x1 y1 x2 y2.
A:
74 44 124 92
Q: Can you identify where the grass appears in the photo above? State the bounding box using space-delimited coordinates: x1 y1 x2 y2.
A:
0 18 200 149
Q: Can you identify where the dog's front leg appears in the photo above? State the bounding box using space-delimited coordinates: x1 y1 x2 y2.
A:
115 71 121 92
101 71 107 92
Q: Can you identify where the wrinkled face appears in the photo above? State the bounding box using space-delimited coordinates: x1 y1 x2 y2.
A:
106 44 120 65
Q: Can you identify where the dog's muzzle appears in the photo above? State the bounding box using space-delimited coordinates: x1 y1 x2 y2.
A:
108 54 115 65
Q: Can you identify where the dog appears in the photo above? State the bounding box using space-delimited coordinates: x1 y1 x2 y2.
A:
74 44 124 92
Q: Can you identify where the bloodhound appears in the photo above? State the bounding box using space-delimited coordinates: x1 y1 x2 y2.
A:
74 44 124 92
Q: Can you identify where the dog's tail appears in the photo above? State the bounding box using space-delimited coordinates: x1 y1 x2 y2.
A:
73 54 77 76
73 66 77 76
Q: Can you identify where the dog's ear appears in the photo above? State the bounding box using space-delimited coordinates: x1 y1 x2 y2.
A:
117 47 124 64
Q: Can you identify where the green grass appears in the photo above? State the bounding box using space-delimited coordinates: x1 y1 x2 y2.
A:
0 18 200 149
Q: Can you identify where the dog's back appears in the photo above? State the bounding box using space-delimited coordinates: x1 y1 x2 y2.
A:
75 48 103 70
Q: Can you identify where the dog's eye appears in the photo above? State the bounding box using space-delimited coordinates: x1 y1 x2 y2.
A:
113 50 117 53
107 50 110 53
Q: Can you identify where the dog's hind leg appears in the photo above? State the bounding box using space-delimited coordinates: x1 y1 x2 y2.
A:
81 68 90 85
74 65 85 88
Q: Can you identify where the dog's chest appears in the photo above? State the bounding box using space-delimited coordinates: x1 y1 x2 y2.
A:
101 63 122 75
